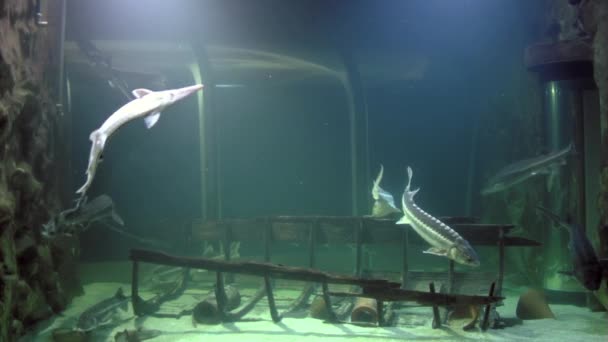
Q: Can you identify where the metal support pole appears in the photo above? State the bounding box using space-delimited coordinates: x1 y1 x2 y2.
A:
401 228 409 289
264 218 272 262
497 228 505 297
355 219 363 277
265 275 281 322
215 271 227 320
481 282 496 331
308 219 317 268
447 260 455 294
429 282 441 329
131 261 141 316
322 282 338 322
222 223 234 283
376 300 385 326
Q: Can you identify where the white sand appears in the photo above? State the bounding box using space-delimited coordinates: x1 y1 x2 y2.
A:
23 279 607 342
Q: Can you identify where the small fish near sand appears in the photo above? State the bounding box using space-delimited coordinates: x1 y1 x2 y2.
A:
535 206 603 291
75 288 131 332
370 164 401 218
481 143 575 196
397 167 480 266
76 84 204 197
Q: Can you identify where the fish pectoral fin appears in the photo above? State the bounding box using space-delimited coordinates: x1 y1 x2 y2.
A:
144 111 161 129
132 88 153 98
423 247 448 256
396 215 411 225
111 210 125 226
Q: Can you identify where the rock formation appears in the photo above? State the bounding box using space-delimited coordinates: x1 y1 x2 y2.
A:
0 1 80 340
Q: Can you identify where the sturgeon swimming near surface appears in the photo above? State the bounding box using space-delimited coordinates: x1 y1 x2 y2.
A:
76 84 204 196
396 167 480 267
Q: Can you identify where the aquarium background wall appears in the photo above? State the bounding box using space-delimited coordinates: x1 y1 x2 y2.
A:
3 0 608 339
64 0 546 263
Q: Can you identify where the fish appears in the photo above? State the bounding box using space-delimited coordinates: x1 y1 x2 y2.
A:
481 143 575 195
371 164 401 217
76 84 204 195
42 195 124 237
535 206 603 291
114 328 163 342
397 167 480 267
75 287 131 332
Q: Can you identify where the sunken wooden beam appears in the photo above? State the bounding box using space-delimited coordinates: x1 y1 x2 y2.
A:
329 287 503 307
130 249 400 289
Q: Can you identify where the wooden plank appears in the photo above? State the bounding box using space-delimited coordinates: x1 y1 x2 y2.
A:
191 216 536 247
130 249 400 288
330 288 503 306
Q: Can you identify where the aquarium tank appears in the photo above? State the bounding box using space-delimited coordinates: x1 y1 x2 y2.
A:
1 0 607 341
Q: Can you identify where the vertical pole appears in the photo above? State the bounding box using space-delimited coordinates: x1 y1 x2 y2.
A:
131 260 140 316
308 219 317 268
264 218 272 262
401 228 409 289
429 282 441 329
481 282 496 331
265 275 281 322
321 282 338 322
355 219 363 277
336 44 370 215
215 271 226 321
497 228 505 297
447 260 455 294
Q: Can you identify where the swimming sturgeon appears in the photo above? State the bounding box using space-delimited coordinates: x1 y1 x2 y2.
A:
536 206 603 291
396 167 480 266
76 84 204 195
481 143 575 195
75 287 130 332
371 164 401 217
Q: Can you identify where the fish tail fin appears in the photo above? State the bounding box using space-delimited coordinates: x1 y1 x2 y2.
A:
112 209 125 226
535 205 570 231
89 129 107 150
372 164 384 200
567 141 578 157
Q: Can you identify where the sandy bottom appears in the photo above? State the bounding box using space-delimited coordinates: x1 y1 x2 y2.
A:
21 262 608 342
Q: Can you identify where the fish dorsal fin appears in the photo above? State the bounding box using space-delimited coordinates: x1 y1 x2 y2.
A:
406 166 413 191
115 287 124 298
132 88 153 98
144 111 161 129
372 164 384 200
411 187 420 198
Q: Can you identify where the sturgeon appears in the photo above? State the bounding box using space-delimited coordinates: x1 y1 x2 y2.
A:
481 143 575 195
536 206 603 291
397 167 480 266
76 84 204 195
371 164 401 217
75 287 130 332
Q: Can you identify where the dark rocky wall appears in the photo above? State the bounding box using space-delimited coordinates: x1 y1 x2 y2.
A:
0 0 79 340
